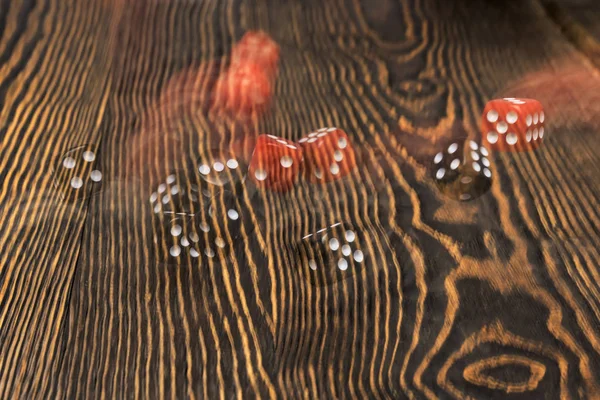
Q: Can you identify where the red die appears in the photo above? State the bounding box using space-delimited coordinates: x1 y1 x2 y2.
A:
213 62 272 117
481 98 546 152
248 134 303 192
298 127 356 183
231 31 280 79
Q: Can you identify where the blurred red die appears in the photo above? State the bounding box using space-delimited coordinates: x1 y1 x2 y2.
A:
298 127 356 183
482 98 546 152
213 62 272 117
231 31 280 79
248 134 303 192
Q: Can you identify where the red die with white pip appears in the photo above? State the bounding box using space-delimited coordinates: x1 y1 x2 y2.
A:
231 30 280 79
482 98 546 152
248 134 303 192
298 127 356 183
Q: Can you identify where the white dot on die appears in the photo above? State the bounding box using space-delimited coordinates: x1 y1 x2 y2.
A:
150 192 158 203
329 238 340 251
434 152 444 164
526 115 532 126
473 162 481 172
268 135 278 139
71 177 83 189
436 168 446 180
190 248 200 258
63 157 76 169
338 258 348 271
334 150 344 162
170 246 181 257
330 163 340 175
205 248 215 258
484 168 492 178
171 185 179 195
171 224 182 236
213 162 225 172
327 127 337 132
487 132 498 144
166 175 176 184
307 138 317 143
199 165 210 175
314 169 323 179
215 238 226 248
342 244 351 256
308 132 318 138
181 237 190 247
461 176 472 184
90 170 102 182
486 110 499 123
469 141 479 151
154 204 161 213
450 159 460 170
471 151 480 161
254 168 267 181
533 129 539 140
82 151 95 162
309 260 317 270
337 137 348 149
480 146 489 157
448 143 458 154
496 121 508 134
540 112 545 123
280 155 293 168
189 232 199 242
526 131 532 142
506 132 518 145
227 209 239 220
345 230 355 242
540 127 545 138
506 111 518 124
158 184 166 193
162 195 170 204
482 157 490 167
199 222 210 233
298 138 308 143
354 250 364 263
533 113 539 124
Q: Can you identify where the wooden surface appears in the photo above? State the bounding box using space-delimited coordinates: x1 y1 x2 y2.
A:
1 0 600 398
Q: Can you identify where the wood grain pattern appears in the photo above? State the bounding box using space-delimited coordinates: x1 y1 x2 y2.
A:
1 0 600 398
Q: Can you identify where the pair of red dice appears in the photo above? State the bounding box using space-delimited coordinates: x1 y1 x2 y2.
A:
246 128 356 192
482 98 546 152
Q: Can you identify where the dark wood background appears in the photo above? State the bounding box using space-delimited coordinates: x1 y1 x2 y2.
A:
1 0 600 398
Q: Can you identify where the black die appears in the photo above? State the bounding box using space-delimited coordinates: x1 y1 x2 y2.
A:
432 139 492 201
294 222 367 286
52 145 103 200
